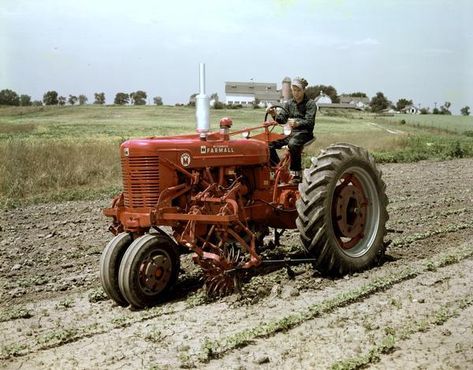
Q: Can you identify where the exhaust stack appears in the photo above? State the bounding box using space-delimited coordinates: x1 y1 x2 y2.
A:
195 63 210 138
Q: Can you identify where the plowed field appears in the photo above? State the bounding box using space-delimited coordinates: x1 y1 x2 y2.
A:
1 158 472 369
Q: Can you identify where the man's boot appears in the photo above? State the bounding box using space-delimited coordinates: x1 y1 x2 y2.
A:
289 170 302 184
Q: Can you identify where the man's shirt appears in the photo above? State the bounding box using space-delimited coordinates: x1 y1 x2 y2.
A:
275 94 317 133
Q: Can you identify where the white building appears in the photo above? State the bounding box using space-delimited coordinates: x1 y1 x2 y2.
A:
339 95 370 110
225 82 281 107
401 105 420 114
314 91 333 104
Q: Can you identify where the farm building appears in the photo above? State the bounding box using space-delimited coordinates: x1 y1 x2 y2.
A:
315 92 364 110
225 81 281 107
401 105 421 114
314 91 332 104
339 95 370 110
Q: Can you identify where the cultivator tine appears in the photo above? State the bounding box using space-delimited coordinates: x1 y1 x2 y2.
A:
235 249 241 264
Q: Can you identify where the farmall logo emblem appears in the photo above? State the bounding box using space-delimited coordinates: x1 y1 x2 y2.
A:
180 153 191 167
200 145 235 154
123 148 129 156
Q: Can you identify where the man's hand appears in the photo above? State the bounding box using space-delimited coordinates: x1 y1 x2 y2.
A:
265 105 276 117
288 118 299 128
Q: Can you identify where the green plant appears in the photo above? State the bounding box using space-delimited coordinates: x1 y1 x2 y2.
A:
56 298 74 309
0 343 27 358
88 288 108 303
0 307 32 322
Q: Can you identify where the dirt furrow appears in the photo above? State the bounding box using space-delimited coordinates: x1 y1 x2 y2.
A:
199 256 473 369
2 241 471 369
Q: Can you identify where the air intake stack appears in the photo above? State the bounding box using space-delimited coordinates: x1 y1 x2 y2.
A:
195 63 210 139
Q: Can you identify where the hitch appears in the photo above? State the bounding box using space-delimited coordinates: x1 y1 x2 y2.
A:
261 257 318 279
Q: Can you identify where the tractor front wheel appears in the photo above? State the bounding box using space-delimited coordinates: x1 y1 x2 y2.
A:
296 143 388 275
118 234 180 308
100 232 133 306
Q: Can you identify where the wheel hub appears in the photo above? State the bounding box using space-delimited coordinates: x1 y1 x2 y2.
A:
333 174 369 250
140 254 171 293
335 184 367 237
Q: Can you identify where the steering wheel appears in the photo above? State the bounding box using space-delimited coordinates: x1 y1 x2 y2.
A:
264 104 289 123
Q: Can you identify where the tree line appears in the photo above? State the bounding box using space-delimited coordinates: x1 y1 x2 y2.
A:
0 87 470 116
304 85 469 116
0 89 164 106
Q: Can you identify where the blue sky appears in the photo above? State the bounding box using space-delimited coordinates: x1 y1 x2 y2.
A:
1 0 472 113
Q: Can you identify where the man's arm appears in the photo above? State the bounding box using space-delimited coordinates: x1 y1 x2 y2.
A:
294 100 317 131
274 101 291 125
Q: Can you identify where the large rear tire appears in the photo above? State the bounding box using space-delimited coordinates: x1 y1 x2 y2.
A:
296 143 388 275
100 232 133 306
118 234 180 308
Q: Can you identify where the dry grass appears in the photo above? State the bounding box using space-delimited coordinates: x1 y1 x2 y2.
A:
0 139 121 204
1 106 471 207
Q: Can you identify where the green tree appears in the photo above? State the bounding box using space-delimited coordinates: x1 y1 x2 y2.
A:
188 93 198 106
433 107 440 114
348 92 367 97
114 92 129 105
58 96 66 106
370 92 390 112
0 89 20 106
68 95 78 105
305 85 339 103
440 101 451 115
94 92 105 105
32 100 43 106
20 94 32 106
130 90 147 105
43 91 59 105
460 106 470 116
420 107 430 114
78 95 88 105
396 98 413 111
153 96 163 105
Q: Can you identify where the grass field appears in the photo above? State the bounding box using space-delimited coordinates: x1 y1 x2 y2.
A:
378 113 473 134
1 105 472 207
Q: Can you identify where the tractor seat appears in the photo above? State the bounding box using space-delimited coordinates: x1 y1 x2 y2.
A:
282 137 316 150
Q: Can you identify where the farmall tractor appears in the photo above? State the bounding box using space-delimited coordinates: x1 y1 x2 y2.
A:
101 65 388 308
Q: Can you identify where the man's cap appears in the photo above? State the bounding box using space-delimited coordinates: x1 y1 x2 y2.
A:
292 77 308 90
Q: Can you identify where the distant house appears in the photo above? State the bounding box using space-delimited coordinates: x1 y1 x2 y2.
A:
315 92 365 110
339 95 370 110
314 91 332 105
401 105 420 114
225 82 281 107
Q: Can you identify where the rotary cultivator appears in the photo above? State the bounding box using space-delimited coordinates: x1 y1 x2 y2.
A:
100 65 388 308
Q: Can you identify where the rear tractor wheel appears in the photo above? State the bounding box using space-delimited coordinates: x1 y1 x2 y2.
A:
118 234 180 308
296 143 388 275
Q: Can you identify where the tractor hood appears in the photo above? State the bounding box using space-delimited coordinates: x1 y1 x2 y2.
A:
120 132 269 169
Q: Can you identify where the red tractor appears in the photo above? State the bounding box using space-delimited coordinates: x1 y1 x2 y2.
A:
101 67 388 308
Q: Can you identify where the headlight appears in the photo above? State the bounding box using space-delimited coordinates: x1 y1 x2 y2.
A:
241 131 250 138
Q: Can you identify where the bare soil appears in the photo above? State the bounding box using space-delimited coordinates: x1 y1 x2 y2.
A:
1 158 472 369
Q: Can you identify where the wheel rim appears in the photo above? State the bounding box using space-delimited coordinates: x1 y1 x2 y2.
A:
331 166 380 257
138 249 173 295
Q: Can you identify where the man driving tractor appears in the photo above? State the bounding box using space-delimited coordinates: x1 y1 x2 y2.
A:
266 77 317 184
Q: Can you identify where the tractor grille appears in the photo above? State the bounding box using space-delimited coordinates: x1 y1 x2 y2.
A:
122 156 160 208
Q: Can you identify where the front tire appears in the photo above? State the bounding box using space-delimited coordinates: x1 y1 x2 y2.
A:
296 143 388 275
118 234 180 308
100 232 133 306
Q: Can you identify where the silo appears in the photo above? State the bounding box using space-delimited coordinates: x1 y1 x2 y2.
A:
281 76 292 102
